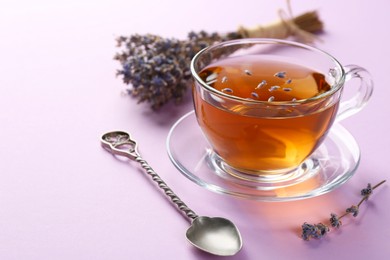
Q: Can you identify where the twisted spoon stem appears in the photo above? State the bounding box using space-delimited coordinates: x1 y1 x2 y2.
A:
135 156 199 221
100 131 199 221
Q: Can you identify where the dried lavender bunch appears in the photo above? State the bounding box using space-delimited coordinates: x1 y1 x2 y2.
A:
114 31 240 110
114 11 323 110
301 180 386 241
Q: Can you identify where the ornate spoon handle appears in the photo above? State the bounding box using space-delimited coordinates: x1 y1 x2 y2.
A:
101 131 198 221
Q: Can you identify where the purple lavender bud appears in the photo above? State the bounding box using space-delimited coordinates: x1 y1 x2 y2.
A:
361 183 372 196
330 213 342 228
301 222 316 241
313 223 329 239
346 205 359 217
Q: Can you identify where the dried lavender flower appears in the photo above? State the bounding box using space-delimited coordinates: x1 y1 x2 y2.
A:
244 69 252 76
346 205 359 217
274 71 287 78
301 223 316 241
301 222 329 241
251 92 259 99
269 85 281 92
361 183 372 196
329 213 342 228
222 88 234 94
256 80 267 89
313 223 330 239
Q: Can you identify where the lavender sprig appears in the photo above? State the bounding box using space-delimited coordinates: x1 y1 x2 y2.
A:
301 180 386 241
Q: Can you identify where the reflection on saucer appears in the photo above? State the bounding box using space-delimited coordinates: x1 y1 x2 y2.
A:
166 111 360 202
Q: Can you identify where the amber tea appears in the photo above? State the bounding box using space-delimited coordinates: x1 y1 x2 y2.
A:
193 55 339 173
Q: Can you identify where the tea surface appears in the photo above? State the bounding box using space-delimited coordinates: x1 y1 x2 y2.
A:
199 55 331 102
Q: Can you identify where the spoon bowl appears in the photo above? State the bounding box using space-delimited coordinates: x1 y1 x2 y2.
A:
186 216 242 256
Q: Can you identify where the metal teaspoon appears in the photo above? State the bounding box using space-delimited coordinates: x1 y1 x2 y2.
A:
100 131 243 256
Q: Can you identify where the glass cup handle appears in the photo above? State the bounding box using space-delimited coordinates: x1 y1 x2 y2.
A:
336 65 374 122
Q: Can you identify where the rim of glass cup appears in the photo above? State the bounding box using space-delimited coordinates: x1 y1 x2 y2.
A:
190 38 346 106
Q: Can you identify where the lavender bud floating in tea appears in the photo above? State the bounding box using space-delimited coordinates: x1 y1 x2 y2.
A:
301 180 386 241
114 8 323 110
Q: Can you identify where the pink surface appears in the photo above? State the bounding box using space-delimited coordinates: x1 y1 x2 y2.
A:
0 0 389 259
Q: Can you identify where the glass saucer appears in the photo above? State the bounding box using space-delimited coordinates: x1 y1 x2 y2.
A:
166 111 360 202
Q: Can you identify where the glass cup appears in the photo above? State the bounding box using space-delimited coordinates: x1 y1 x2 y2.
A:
190 39 373 183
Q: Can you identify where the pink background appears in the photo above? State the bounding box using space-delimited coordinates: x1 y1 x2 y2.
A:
1 0 389 259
